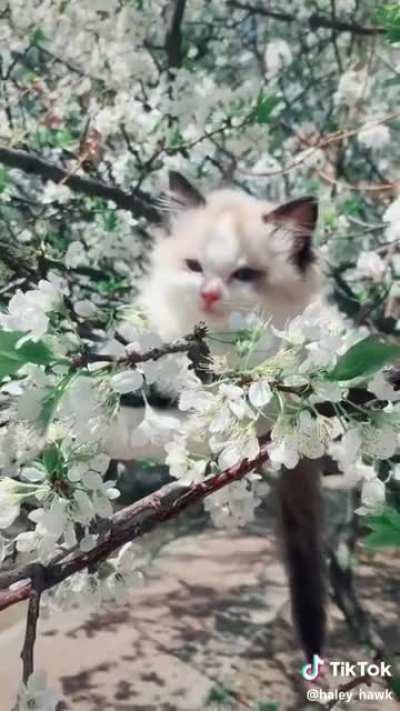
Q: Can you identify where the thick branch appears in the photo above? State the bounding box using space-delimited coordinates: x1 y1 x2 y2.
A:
227 1 385 35
0 146 161 223
165 0 187 68
0 436 271 612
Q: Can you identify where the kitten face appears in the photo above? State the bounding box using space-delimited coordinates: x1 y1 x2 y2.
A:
140 174 321 340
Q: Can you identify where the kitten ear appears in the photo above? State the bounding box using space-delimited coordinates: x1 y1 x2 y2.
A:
264 197 318 271
168 171 206 210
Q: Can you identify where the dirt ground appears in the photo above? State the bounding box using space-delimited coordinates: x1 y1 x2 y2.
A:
0 527 398 711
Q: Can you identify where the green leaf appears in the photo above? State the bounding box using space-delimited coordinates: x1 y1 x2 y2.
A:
168 127 184 148
53 129 75 150
0 330 57 380
102 209 118 231
253 94 281 125
30 27 46 44
38 374 75 429
42 443 64 475
342 197 362 216
364 528 400 548
204 685 233 707
375 5 400 44
326 336 400 382
364 508 400 548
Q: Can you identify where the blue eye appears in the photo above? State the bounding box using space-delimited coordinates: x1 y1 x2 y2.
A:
185 259 203 273
232 267 264 282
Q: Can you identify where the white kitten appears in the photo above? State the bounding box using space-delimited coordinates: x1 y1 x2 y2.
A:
106 173 327 661
105 172 321 461
140 172 321 341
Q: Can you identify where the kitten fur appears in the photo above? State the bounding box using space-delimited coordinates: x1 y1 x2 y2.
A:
105 172 326 661
106 176 322 458
140 177 321 341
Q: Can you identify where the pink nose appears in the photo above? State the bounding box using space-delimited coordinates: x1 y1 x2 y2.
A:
201 289 221 309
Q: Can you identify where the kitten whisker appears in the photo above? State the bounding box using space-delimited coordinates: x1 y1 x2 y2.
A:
155 190 190 214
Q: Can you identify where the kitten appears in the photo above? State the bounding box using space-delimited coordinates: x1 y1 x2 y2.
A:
105 172 321 459
105 172 325 661
140 171 321 341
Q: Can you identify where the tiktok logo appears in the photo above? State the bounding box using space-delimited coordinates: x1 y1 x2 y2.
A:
301 654 324 681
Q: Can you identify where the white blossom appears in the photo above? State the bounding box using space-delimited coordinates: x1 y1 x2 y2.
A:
21 465 47 482
383 197 400 224
296 410 326 460
58 376 111 444
357 124 390 150
268 411 328 470
248 380 273 408
133 401 181 446
357 477 386 515
264 39 292 77
17 671 59 711
204 475 267 528
335 0 356 11
81 469 119 517
110 369 144 394
368 372 400 402
361 424 398 460
165 438 207 482
0 280 60 341
74 299 97 318
0 477 50 529
268 430 300 469
356 251 386 282
383 198 400 243
0 477 23 528
217 432 259 470
310 380 344 404
334 69 370 106
65 241 86 269
41 182 73 204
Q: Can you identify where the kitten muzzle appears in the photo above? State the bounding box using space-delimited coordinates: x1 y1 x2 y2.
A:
200 287 221 311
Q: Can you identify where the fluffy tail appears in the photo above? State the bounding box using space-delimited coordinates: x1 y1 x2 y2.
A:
278 459 326 662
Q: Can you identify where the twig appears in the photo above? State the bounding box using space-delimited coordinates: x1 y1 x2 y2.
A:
238 112 400 179
325 671 372 710
21 593 41 684
227 1 385 35
20 565 44 684
317 169 400 194
71 324 208 369
0 146 161 223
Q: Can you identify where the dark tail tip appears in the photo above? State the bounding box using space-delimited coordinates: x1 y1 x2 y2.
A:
278 459 326 662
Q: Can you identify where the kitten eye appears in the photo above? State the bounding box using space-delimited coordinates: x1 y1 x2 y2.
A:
231 266 264 282
185 258 203 273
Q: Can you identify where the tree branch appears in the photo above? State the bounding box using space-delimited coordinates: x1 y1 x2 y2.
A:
0 146 161 223
165 0 187 68
0 435 271 612
71 323 208 370
20 568 43 684
227 1 385 35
